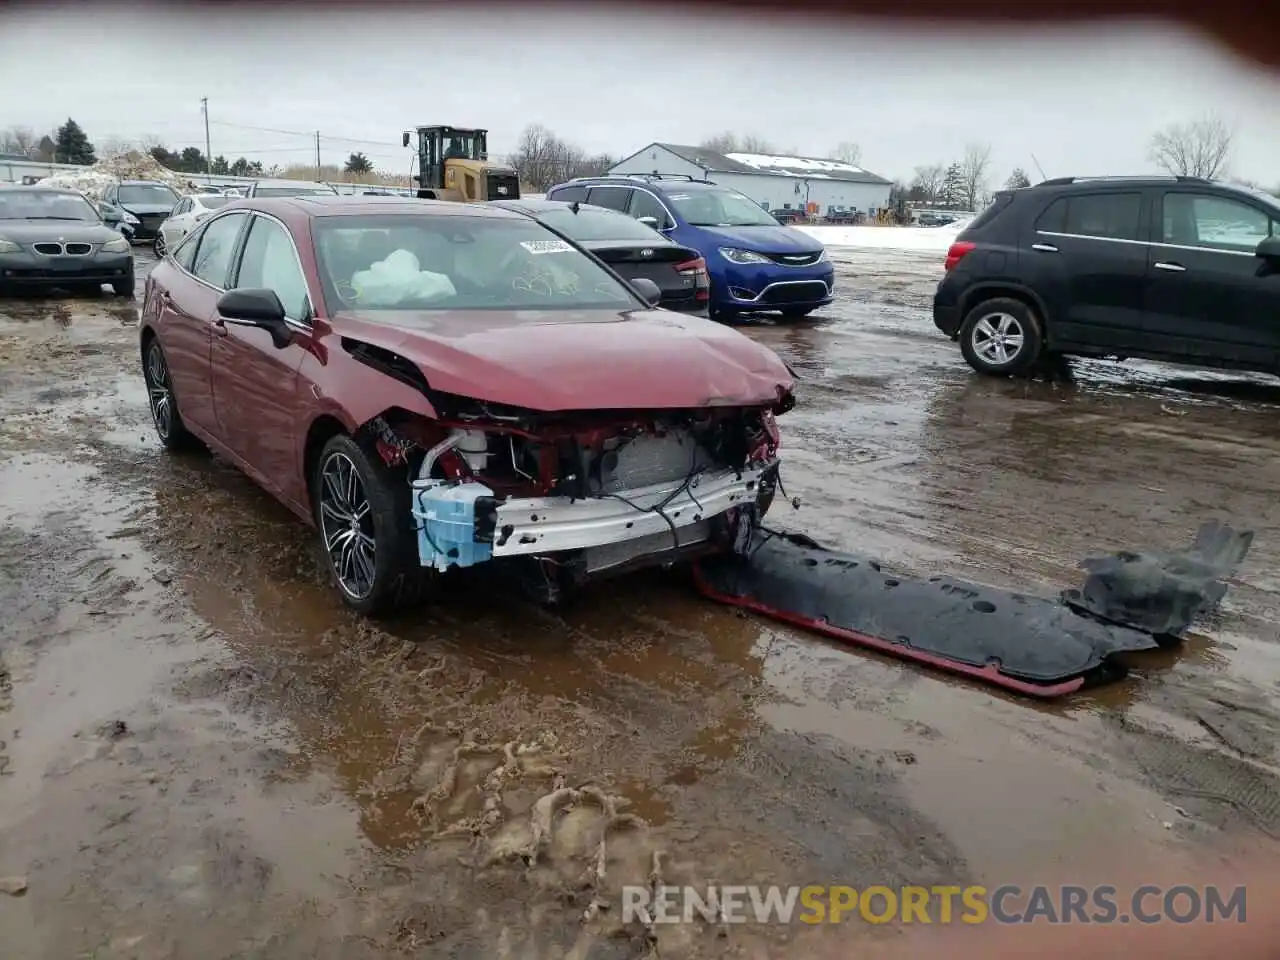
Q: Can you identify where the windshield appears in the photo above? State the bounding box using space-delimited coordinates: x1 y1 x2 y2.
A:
533 206 665 242
312 214 641 315
118 184 179 206
666 188 780 227
0 190 99 221
194 195 233 209
255 185 337 197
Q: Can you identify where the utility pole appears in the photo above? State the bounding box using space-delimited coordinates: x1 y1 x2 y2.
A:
201 97 212 184
315 131 321 183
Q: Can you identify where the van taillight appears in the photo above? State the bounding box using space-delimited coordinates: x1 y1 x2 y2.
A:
677 257 710 300
944 241 976 271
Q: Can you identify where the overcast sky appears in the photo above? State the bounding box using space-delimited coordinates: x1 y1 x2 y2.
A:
3 4 1279 185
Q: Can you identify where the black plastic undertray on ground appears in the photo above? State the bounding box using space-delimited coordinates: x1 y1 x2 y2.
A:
693 521 1252 698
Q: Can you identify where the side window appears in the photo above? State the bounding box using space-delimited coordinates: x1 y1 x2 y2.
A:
1035 198 1066 233
1162 193 1273 252
191 212 248 288
629 190 671 228
233 216 311 321
103 186 117 205
172 224 202 270
1061 192 1141 241
549 185 587 203
586 186 633 213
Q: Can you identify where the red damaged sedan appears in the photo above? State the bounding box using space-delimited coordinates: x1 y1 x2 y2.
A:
140 196 794 615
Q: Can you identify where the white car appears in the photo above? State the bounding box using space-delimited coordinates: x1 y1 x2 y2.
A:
153 193 235 257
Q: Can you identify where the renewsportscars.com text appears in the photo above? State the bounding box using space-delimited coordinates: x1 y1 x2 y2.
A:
620 884 1247 925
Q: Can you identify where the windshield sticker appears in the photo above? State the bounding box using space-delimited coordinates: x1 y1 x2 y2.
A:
520 239 575 255
667 194 691 200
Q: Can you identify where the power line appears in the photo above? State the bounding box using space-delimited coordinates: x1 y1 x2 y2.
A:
207 118 403 148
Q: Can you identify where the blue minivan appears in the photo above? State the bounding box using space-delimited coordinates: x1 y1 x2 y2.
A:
545 175 833 320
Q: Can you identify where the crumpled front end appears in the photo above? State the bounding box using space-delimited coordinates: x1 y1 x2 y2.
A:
371 401 783 600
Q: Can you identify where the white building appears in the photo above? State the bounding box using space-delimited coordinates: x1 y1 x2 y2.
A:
608 142 893 216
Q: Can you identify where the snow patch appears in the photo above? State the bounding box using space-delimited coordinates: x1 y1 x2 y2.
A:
725 153 865 176
797 221 969 252
39 149 202 200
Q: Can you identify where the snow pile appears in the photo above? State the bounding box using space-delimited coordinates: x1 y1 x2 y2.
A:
40 150 196 200
797 220 969 252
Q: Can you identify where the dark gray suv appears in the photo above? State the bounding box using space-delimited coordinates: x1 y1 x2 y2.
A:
933 175 1280 377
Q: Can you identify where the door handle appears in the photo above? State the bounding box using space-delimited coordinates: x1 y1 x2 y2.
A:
1154 261 1186 272
1031 243 1058 252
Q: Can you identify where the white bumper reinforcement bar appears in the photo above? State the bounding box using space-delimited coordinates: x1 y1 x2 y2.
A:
490 461 772 558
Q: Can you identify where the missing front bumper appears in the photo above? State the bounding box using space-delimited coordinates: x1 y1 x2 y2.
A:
410 461 772 574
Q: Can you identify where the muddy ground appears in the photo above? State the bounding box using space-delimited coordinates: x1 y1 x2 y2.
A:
1 246 1278 959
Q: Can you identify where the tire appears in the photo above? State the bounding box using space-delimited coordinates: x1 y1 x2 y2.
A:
142 336 201 452
779 307 816 319
153 232 167 258
311 433 429 617
112 274 135 298
958 297 1044 376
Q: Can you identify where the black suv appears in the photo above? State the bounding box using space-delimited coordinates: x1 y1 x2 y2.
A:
933 176 1280 376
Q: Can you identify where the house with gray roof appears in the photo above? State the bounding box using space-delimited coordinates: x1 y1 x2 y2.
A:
608 142 893 216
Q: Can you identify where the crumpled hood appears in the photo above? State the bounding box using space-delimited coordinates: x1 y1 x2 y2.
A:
0 220 124 243
695 224 824 255
332 308 794 412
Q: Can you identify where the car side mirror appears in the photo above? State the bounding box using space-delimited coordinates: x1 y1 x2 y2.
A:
100 205 121 223
216 288 293 349
637 216 659 228
1255 236 1280 260
630 277 662 307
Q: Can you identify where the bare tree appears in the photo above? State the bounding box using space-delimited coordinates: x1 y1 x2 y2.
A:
910 163 946 203
508 124 616 191
0 125 36 156
700 132 776 155
959 142 992 211
830 142 862 165
1148 113 1233 179
97 136 140 158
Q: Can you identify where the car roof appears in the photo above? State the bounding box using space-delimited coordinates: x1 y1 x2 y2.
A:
557 176 724 194
492 198 626 215
119 180 174 187
223 195 528 219
0 184 83 195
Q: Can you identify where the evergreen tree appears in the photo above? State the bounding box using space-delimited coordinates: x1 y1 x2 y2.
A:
54 118 96 165
940 162 965 207
344 151 373 174
1005 167 1031 189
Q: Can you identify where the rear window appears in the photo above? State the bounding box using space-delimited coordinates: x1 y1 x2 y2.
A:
962 191 1014 233
254 185 337 197
535 206 663 242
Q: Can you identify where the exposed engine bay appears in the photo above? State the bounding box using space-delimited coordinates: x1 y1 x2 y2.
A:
365 400 782 602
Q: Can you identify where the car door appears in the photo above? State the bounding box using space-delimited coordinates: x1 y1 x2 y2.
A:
1142 189 1280 367
1029 190 1149 351
628 188 676 231
586 186 634 216
211 213 312 504
157 212 250 435
160 198 189 249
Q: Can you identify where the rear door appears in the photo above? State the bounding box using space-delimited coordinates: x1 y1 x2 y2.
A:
157 211 251 435
1142 189 1280 367
1030 190 1149 351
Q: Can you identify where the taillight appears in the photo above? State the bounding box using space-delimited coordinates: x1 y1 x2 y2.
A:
944 241 976 271
677 257 710 300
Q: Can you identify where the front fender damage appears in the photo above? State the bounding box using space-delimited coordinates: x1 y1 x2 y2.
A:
693 521 1253 698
